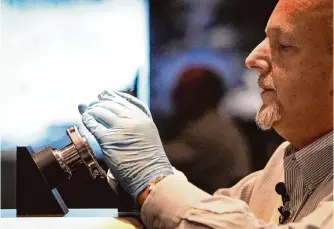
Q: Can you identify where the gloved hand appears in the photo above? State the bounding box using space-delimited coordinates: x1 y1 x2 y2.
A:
78 91 174 201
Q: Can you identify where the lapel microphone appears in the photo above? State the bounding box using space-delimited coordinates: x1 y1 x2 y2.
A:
275 182 291 224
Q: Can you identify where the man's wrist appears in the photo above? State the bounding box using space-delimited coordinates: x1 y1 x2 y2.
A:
137 175 167 207
137 185 150 206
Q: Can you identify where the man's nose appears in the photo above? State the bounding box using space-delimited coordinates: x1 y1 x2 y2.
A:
245 39 271 73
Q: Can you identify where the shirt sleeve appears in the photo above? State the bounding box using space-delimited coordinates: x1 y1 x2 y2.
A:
140 175 332 229
213 170 262 204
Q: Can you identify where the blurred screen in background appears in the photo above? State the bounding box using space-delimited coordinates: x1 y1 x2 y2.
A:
1 0 150 209
1 0 150 157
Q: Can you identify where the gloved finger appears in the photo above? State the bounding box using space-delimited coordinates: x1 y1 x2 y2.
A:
100 99 134 113
78 101 101 115
98 90 152 118
86 106 119 128
81 112 108 138
98 91 133 112
78 104 88 115
92 100 130 116
98 90 116 101
88 101 100 107
97 101 147 121
113 91 152 118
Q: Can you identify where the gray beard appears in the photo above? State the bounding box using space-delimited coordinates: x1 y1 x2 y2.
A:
255 101 282 130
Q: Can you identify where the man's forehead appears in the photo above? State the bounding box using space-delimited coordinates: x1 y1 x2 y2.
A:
265 25 293 38
266 0 332 33
274 0 331 14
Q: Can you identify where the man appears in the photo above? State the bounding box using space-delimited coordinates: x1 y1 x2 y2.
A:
78 0 333 228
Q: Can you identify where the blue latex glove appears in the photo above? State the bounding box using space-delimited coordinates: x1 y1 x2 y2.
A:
79 91 173 201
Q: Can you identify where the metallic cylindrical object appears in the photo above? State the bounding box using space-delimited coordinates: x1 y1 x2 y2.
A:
33 146 70 189
58 144 81 172
31 126 106 189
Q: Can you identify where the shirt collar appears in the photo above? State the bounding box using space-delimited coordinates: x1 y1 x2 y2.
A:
284 130 333 190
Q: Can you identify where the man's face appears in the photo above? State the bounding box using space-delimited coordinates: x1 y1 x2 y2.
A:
245 0 333 135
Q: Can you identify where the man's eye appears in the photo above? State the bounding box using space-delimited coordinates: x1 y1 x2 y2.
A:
279 44 293 51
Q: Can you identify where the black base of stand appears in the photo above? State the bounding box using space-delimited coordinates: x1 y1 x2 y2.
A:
16 146 68 217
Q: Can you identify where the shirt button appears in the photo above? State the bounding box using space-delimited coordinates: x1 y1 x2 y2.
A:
306 184 314 193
